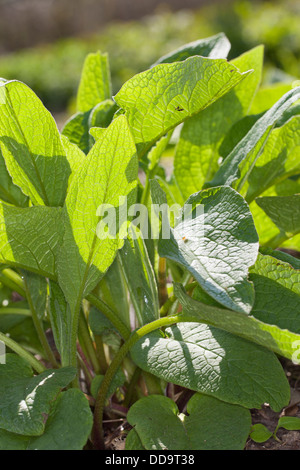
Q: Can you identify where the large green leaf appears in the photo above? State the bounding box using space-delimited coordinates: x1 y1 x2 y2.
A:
174 283 300 364
62 52 113 154
249 253 300 333
157 184 259 313
152 32 231 66
206 86 300 190
245 116 300 202
57 115 138 313
131 322 289 410
114 56 251 156
0 202 62 278
0 81 70 206
250 82 294 115
76 51 112 113
118 225 159 325
184 394 251 450
0 389 93 450
125 394 251 450
174 46 263 198
256 194 300 238
0 354 75 435
126 395 191 450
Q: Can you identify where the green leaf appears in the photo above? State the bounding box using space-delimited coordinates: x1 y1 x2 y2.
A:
0 148 28 207
219 113 263 160
245 116 300 202
22 270 47 321
277 416 300 431
260 247 300 270
0 389 93 450
152 32 231 66
206 86 300 190
63 51 114 155
0 354 75 435
57 115 138 313
0 428 28 450
183 393 251 450
249 253 300 333
118 226 159 325
126 395 191 450
60 134 85 185
96 257 130 329
114 56 251 156
250 423 273 443
174 283 300 365
125 394 251 450
0 81 71 206
0 202 62 278
0 308 45 356
62 111 91 154
76 51 112 113
256 195 300 238
131 322 289 410
88 307 121 351
89 99 118 129
125 428 145 450
250 82 294 115
63 100 118 156
90 370 125 400
174 46 263 198
158 185 259 313
147 131 172 172
48 280 72 367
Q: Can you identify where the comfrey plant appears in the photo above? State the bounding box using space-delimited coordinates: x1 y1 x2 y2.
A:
0 33 300 450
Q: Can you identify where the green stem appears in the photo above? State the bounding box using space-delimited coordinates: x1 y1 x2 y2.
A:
159 295 176 317
140 172 151 207
0 308 31 316
86 294 131 340
23 276 59 368
0 268 26 297
78 310 101 375
159 282 197 317
0 330 45 373
92 312 194 449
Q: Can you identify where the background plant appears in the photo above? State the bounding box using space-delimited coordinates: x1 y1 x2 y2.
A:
0 0 299 114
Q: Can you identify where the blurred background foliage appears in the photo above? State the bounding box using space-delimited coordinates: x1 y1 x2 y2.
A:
0 0 299 117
